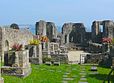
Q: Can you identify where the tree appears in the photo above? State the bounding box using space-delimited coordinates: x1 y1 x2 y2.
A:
10 23 19 29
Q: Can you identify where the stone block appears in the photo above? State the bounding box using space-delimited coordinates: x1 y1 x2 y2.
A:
91 66 97 71
0 77 4 83
53 61 60 66
45 62 52 66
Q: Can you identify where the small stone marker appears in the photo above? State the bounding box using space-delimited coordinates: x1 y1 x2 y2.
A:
63 75 68 78
80 77 87 81
72 75 77 78
62 81 68 83
45 62 52 65
78 82 88 83
80 73 86 75
81 75 86 78
57 70 62 72
91 66 97 71
63 78 74 81
81 71 85 73
53 61 60 66
89 72 98 74
64 72 70 75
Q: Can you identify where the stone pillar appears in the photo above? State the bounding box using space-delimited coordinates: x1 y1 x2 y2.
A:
67 34 69 44
37 44 42 64
43 42 46 50
15 52 19 66
33 46 37 57
47 42 51 58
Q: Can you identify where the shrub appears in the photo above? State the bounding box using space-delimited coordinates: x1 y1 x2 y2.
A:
42 56 52 63
29 39 40 45
11 43 23 51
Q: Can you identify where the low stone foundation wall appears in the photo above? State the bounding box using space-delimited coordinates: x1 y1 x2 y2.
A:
51 54 68 64
2 50 31 77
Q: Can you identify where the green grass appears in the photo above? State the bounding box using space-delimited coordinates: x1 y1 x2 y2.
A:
2 64 114 83
2 64 81 83
85 65 114 83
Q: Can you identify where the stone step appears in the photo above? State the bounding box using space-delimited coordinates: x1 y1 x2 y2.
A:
80 77 87 81
62 81 68 83
63 78 74 81
78 82 88 83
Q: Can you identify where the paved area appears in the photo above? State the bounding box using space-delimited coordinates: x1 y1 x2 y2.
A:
68 51 84 64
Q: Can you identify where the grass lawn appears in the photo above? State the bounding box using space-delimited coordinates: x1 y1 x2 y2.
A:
85 65 114 83
2 64 114 83
2 64 81 83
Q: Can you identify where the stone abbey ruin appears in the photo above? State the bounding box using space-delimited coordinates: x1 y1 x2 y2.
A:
1 19 114 83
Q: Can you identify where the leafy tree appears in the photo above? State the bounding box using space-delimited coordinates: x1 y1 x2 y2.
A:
10 23 19 29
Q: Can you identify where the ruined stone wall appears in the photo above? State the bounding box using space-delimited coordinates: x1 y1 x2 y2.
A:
36 20 46 36
46 22 57 41
91 20 114 43
61 23 73 44
61 22 86 46
1 27 33 61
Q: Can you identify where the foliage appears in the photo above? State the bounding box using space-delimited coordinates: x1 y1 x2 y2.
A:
111 38 114 45
29 39 41 45
11 43 23 51
10 23 19 29
42 56 52 62
39 36 49 42
102 37 112 43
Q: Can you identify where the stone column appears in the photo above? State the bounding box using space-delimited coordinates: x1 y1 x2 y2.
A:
33 46 37 57
37 44 42 64
43 42 46 50
67 34 69 44
47 42 51 58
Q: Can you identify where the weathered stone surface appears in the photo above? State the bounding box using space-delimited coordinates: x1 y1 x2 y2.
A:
80 72 86 75
53 61 60 66
63 78 74 81
45 61 52 65
0 77 4 83
63 75 68 78
64 72 70 75
80 77 87 81
89 72 99 74
92 20 114 43
2 50 31 78
61 22 86 48
46 22 57 42
35 20 58 42
36 20 46 36
78 82 88 83
62 81 68 83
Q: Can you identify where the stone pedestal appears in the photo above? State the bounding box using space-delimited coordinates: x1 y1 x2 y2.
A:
0 77 4 83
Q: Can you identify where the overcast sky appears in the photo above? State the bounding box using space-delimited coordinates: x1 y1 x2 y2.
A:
0 0 114 31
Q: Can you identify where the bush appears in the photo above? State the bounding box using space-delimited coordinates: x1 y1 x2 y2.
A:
42 56 52 63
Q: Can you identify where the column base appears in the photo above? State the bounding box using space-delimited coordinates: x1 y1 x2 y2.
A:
0 77 4 83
